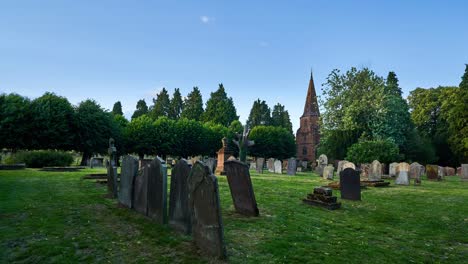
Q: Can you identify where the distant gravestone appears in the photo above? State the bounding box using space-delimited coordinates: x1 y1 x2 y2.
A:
369 160 382 181
249 162 256 170
301 161 308 170
205 158 217 174
461 164 468 181
146 157 168 224
336 160 348 176
445 167 455 176
274 160 282 174
395 162 410 185
224 160 259 216
169 159 192 234
133 167 148 215
287 158 297 175
323 165 334 180
389 162 399 177
119 155 138 208
256 158 264 174
426 165 439 181
340 168 361 200
410 162 422 185
188 161 226 259
267 158 275 173
360 163 370 180
315 154 328 177
342 161 356 170
438 166 445 180
457 167 461 176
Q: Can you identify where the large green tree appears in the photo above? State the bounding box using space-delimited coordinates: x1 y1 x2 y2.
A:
249 126 296 159
125 115 156 159
172 118 205 158
181 87 204 121
112 101 123 116
202 84 239 126
150 88 170 119
247 99 271 128
132 99 149 120
169 88 183 119
0 93 32 150
271 103 293 134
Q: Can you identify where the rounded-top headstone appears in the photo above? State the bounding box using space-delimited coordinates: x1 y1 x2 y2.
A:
342 161 356 170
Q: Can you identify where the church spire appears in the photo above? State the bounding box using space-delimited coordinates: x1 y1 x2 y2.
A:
302 71 320 117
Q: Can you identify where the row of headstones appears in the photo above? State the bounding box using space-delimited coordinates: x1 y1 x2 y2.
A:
248 158 299 175
108 156 260 259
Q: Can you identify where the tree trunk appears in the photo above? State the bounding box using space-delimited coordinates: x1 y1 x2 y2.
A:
80 152 91 166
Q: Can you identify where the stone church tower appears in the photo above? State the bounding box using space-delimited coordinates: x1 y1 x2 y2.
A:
296 72 320 162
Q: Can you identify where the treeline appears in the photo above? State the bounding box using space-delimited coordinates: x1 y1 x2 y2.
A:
318 65 468 166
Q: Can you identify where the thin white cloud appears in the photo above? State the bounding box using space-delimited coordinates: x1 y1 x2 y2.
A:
200 15 214 24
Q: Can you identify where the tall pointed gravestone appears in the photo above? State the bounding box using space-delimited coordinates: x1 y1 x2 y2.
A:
256 158 264 174
340 168 361 200
119 155 138 208
188 161 226 259
107 138 118 198
224 160 259 217
147 157 168 224
169 159 192 234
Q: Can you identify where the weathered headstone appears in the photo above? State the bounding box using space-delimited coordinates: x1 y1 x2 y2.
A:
224 160 259 216
389 162 399 177
369 160 382 181
336 160 348 176
426 165 439 181
457 167 461 176
145 157 168 224
461 164 468 181
90 157 104 168
395 162 410 185
119 155 138 208
360 163 370 180
256 158 264 174
169 159 191 234
267 158 275 173
301 161 308 170
445 167 455 176
315 154 328 177
188 161 226 259
410 162 422 186
340 168 361 200
205 158 217 174
287 158 297 175
342 161 356 170
133 167 148 215
438 166 445 180
323 165 334 180
274 159 282 174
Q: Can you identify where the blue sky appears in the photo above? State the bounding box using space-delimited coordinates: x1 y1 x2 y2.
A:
1 0 467 132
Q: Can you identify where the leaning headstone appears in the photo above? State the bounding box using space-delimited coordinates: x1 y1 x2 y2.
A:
395 162 410 185
133 167 148 215
267 158 275 173
426 165 439 181
256 158 264 174
461 164 468 181
389 162 399 177
169 159 192 234
205 158 217 174
323 165 334 180
224 160 259 216
340 168 361 200
188 161 226 259
146 157 168 224
287 158 297 175
274 160 282 174
119 155 138 208
369 160 382 181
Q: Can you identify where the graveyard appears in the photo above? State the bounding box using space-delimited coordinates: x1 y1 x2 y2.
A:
1 167 466 263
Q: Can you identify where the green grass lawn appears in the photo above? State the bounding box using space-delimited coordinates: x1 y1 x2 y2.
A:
1 168 467 263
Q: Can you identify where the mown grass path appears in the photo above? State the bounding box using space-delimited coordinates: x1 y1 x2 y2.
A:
1 169 467 263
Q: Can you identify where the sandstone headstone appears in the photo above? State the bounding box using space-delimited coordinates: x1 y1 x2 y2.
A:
287 158 297 175
215 137 233 175
369 160 382 181
267 158 275 172
146 157 168 224
409 162 422 182
224 160 259 216
119 155 138 208
395 162 410 185
461 164 468 181
256 158 264 174
188 161 226 259
426 165 439 181
323 165 334 180
340 168 361 201
360 163 370 180
389 162 399 177
169 159 191 234
274 160 282 174
445 167 455 176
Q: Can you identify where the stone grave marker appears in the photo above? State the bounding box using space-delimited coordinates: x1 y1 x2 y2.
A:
438 166 445 180
323 165 334 180
395 162 410 185
205 158 217 174
119 155 138 208
302 187 341 210
256 158 264 173
133 167 148 215
445 167 455 176
369 160 382 181
342 161 356 170
340 168 361 200
188 161 226 259
267 158 275 172
461 164 468 181
249 162 256 170
274 160 282 174
301 161 308 170
315 154 328 177
147 157 168 224
410 162 422 185
169 159 192 234
360 163 370 180
457 167 461 176
107 138 118 198
287 158 297 175
389 162 399 177
336 160 348 176
224 160 259 216
426 165 439 181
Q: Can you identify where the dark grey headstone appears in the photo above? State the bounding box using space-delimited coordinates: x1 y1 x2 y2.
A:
205 158 217 174
119 155 138 208
188 161 226 259
224 160 259 217
147 157 167 224
340 168 361 201
287 158 297 175
133 167 148 215
256 158 264 174
169 159 192 234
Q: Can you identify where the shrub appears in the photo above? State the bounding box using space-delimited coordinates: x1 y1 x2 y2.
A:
10 150 74 168
345 139 399 164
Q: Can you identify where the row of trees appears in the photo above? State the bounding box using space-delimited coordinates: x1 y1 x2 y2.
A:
246 100 293 134
318 65 468 166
